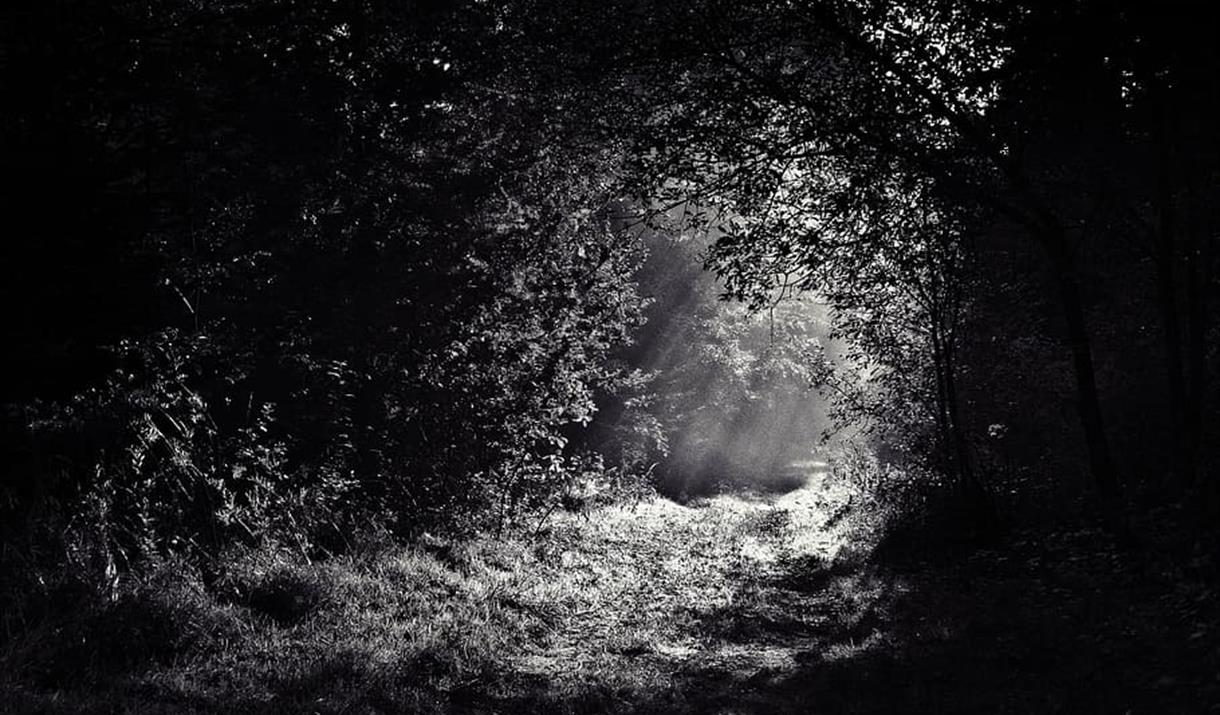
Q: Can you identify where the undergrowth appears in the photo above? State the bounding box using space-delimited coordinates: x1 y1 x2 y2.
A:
0 462 872 714
4 456 1216 713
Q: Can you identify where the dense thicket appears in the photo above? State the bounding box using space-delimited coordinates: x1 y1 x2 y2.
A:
0 0 650 588
543 0 1220 528
3 0 1218 612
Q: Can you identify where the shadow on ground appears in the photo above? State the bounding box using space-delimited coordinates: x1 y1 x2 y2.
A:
5 490 1218 714
494 519 1220 714
765 544 1203 714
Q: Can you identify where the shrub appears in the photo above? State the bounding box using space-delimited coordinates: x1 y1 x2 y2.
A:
8 563 242 687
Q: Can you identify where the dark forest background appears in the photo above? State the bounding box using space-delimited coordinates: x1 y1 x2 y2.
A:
2 1 1219 709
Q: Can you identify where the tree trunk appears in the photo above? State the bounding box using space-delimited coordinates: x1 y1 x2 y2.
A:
1183 163 1209 492
1045 231 1122 502
1154 139 1191 488
942 340 974 493
929 324 957 485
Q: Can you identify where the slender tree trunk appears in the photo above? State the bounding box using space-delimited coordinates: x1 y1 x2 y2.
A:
1183 164 1209 491
942 340 974 492
1154 137 1191 488
1199 46 1220 522
929 325 957 486
1045 230 1122 501
933 304 996 535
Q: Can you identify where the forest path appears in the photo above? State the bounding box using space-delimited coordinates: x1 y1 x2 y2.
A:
497 459 904 712
9 460 1216 713
497 464 1219 714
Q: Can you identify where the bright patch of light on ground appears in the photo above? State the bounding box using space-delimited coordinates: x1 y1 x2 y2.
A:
508 459 885 692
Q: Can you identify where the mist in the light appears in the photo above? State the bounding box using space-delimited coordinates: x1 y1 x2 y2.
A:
622 227 845 498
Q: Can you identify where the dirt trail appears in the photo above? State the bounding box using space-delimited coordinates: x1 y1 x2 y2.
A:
499 461 903 712
8 461 1215 714
499 464 1220 714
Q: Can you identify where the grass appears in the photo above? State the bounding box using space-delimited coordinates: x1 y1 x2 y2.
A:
2 464 1218 713
1 466 885 713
